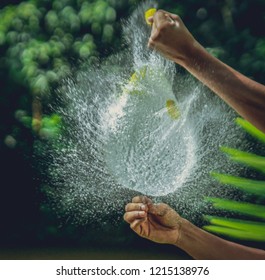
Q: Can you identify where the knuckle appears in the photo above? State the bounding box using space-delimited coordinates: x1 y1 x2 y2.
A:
150 34 159 43
156 9 166 14
132 196 140 202
148 38 154 47
123 212 128 221
160 203 169 208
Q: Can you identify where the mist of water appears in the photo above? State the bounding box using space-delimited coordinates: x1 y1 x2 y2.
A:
44 1 249 225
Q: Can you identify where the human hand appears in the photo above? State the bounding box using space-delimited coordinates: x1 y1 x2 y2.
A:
124 196 183 245
148 10 198 66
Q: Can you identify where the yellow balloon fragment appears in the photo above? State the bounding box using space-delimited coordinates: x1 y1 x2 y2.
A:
129 66 147 83
123 66 147 95
122 66 181 120
145 8 157 25
166 99 181 120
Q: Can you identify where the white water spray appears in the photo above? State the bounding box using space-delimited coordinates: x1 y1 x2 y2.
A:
44 1 248 225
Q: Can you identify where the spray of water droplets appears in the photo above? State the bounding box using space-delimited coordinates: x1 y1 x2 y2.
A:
43 1 250 226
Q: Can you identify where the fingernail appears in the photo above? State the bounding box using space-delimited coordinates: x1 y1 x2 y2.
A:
140 204 146 210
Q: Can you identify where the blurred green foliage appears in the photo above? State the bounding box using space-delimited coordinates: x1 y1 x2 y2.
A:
1 0 265 249
204 119 265 242
1 0 265 143
0 0 133 143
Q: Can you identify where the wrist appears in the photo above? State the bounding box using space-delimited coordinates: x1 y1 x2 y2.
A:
173 218 188 247
179 40 207 69
173 218 214 259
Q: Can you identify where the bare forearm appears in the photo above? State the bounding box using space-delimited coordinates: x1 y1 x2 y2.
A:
181 43 265 133
176 219 265 260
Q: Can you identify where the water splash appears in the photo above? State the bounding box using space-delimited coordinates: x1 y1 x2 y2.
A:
44 1 249 225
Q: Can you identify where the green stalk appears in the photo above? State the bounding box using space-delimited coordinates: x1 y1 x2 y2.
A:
221 146 265 174
236 118 265 145
211 172 265 197
205 197 265 220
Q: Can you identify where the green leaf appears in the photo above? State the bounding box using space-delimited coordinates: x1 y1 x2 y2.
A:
221 146 265 174
32 74 49 94
207 121 265 242
203 216 265 241
206 197 265 220
211 172 265 197
204 215 265 233
236 118 265 144
21 116 32 128
203 225 265 241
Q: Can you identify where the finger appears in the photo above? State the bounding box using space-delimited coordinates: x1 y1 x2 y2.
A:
153 10 173 27
167 13 182 28
132 195 152 204
130 217 146 231
125 203 147 212
167 13 181 22
148 25 157 48
147 16 154 24
149 10 176 46
153 9 167 21
148 37 155 48
132 195 145 203
148 203 169 216
148 203 182 227
123 210 147 224
164 13 175 24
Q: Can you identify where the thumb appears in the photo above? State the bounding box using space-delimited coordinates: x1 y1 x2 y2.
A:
147 16 154 25
148 203 182 228
148 203 170 216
